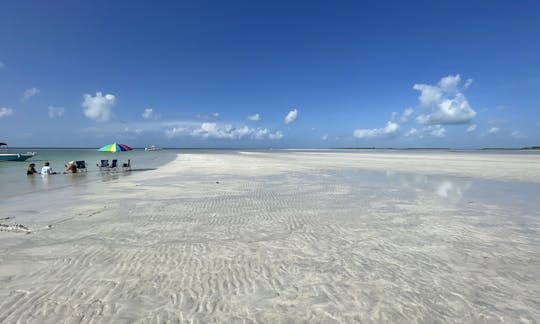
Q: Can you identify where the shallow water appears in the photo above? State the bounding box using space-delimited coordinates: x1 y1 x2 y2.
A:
0 148 179 198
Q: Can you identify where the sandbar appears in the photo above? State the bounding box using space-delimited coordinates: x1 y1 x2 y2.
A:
1 151 539 323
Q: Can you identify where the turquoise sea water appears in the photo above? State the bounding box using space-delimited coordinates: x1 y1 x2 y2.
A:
2 148 539 200
0 148 179 198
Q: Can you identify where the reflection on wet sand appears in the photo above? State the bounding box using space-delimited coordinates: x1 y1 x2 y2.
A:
383 171 472 202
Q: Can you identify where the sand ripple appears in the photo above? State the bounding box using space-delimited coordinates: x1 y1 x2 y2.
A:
1 152 540 323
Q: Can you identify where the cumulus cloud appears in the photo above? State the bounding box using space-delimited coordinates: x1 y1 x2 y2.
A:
399 108 414 124
488 127 500 134
191 123 247 139
405 128 418 137
192 123 245 139
438 74 461 93
254 128 283 140
82 92 116 122
404 125 446 138
187 122 284 140
248 113 261 121
269 131 284 140
414 74 476 124
254 128 269 139
466 124 477 132
48 106 64 118
353 121 399 139
390 108 415 126
22 87 40 101
142 108 160 120
285 109 298 124
0 107 14 118
426 125 446 138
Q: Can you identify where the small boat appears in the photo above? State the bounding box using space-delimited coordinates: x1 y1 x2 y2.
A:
145 145 161 151
0 143 37 161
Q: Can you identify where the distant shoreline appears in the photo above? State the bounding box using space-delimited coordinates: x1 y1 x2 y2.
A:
5 146 540 150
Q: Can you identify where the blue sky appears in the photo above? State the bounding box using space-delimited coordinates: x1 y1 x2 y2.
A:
1 0 539 148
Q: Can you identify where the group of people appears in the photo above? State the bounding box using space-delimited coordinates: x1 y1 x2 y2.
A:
27 161 77 175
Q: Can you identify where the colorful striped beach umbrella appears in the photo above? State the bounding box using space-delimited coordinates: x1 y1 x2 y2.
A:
98 143 133 152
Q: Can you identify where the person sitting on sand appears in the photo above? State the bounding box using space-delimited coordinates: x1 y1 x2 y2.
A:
64 161 77 174
27 163 39 175
41 162 57 175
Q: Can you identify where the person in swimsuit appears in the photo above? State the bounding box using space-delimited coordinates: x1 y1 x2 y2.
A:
27 163 39 175
64 161 77 174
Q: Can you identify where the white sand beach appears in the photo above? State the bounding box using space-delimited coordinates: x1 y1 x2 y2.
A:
1 151 540 323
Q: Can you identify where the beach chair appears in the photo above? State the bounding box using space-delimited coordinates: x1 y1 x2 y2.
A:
75 160 87 172
97 159 110 171
122 159 131 171
110 159 118 170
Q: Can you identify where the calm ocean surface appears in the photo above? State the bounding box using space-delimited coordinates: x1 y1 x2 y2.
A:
0 148 180 198
1 148 539 199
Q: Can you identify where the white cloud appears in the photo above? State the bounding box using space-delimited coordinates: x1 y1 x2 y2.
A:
404 125 446 138
464 78 473 89
48 106 64 118
81 117 283 141
354 121 399 139
322 134 328 140
255 129 283 140
191 123 249 139
285 109 298 124
414 74 477 124
83 119 200 138
82 92 116 122
142 108 160 120
269 131 284 140
427 125 446 138
254 128 283 140
254 128 269 139
191 123 242 139
188 122 283 140
488 127 500 134
248 113 261 121
466 124 477 132
400 108 414 124
0 107 14 118
405 128 418 137
438 74 461 93
22 87 40 101
413 84 443 106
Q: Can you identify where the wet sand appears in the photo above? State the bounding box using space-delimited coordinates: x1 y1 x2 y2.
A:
1 151 540 323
